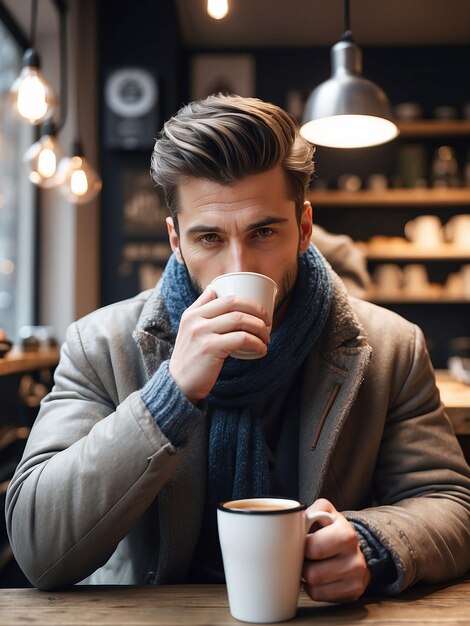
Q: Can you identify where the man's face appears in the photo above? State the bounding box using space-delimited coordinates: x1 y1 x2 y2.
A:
166 166 313 326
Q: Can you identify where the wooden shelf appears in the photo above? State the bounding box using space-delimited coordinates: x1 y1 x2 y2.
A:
359 239 470 261
397 119 470 137
0 348 60 377
307 188 470 207
369 296 470 304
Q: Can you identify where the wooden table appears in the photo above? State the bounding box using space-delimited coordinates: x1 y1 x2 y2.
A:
436 370 470 435
0 580 469 625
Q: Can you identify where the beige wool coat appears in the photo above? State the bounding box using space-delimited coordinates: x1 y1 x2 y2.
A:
6 270 470 592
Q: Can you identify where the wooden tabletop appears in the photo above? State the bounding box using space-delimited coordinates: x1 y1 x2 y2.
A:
436 370 470 435
0 579 469 625
0 348 60 377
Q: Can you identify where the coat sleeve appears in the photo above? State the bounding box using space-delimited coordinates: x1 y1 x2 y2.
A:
344 323 470 594
5 320 199 590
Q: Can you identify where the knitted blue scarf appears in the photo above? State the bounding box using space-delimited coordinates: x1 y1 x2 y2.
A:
161 244 332 508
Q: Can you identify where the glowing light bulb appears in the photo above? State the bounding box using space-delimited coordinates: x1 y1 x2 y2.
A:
207 0 228 20
37 148 57 179
23 122 63 188
9 51 55 125
17 74 48 121
58 145 102 205
70 169 88 196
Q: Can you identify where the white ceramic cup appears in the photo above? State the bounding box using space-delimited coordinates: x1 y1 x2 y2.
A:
210 272 278 360
404 215 442 248
402 264 429 295
373 263 403 295
444 215 470 248
217 497 335 624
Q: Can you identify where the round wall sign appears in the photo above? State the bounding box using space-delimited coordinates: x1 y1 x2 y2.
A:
105 68 158 119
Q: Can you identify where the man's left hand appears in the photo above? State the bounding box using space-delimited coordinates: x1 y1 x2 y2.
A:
302 498 371 603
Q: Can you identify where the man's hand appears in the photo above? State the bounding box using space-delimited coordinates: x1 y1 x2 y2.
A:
169 286 271 404
302 498 371 603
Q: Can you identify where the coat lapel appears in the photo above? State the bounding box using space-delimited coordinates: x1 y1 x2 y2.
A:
298 276 373 506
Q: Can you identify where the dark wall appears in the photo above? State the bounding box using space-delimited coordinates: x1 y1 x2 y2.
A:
98 0 184 305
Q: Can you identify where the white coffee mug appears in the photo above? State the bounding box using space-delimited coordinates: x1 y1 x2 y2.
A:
402 264 429 295
211 272 278 360
373 263 402 296
444 215 470 248
404 215 442 248
217 497 335 623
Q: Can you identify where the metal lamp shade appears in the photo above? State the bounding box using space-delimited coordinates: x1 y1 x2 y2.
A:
301 38 398 148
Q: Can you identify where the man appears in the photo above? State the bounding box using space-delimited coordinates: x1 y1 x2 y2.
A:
6 95 470 601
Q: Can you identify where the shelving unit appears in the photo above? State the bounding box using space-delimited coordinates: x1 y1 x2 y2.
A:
310 119 470 368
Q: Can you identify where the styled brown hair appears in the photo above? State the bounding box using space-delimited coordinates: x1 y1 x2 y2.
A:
150 94 315 228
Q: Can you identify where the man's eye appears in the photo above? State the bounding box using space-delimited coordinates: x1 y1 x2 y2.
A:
198 233 221 245
255 228 274 239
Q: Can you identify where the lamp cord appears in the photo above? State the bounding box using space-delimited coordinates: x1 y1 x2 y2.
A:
342 0 353 41
57 5 68 131
343 0 350 32
30 0 38 48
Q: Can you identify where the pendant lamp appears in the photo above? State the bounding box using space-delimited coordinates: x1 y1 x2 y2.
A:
24 3 68 188
23 119 64 187
301 0 398 148
9 0 56 125
58 141 102 205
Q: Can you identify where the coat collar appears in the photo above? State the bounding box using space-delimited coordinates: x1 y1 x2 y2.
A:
297 272 373 505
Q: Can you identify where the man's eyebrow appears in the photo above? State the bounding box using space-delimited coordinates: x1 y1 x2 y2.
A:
248 216 289 230
186 216 289 235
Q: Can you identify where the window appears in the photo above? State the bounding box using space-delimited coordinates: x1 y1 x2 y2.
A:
0 19 35 341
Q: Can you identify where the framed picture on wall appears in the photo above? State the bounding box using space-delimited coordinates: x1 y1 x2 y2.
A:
191 54 255 100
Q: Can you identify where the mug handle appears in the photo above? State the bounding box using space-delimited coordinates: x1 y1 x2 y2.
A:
305 510 336 533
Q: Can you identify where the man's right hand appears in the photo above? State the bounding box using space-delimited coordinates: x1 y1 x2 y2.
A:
169 286 272 404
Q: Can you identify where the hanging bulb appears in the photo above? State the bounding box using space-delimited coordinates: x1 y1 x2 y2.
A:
9 49 56 125
57 141 102 205
23 120 63 188
207 0 229 20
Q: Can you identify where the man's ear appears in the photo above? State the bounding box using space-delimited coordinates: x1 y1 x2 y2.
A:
299 201 313 253
166 217 184 264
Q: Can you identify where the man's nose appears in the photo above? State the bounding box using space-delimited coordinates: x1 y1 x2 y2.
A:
226 242 254 273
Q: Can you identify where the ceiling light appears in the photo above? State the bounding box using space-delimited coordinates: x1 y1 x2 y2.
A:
207 0 229 20
301 0 398 149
